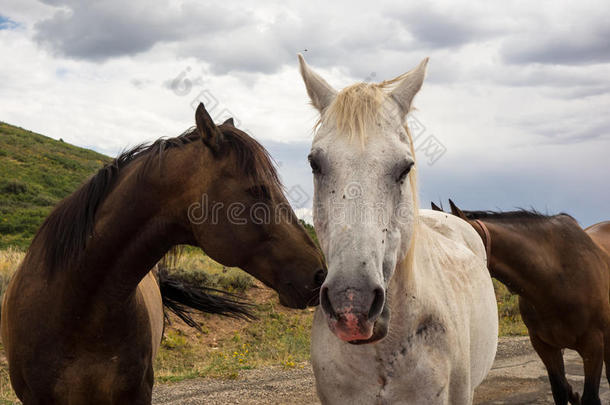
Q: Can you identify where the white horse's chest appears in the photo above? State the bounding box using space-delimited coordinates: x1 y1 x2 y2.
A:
311 305 459 405
311 214 498 404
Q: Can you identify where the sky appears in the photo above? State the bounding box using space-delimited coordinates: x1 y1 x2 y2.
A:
0 0 608 226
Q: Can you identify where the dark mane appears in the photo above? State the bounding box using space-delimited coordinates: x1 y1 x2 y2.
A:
32 125 281 272
217 126 282 196
463 209 575 223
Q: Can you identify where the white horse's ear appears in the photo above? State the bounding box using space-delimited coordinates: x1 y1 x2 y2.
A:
390 57 429 117
298 54 337 112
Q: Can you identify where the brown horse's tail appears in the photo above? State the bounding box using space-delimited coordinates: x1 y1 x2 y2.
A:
157 268 256 331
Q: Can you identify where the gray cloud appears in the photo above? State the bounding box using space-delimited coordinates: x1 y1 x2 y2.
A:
546 84 610 99
533 120 610 145
176 7 415 75
501 17 610 65
29 0 499 78
130 78 153 89
27 0 610 86
34 0 247 60
36 4 176 59
501 109 610 145
475 63 610 100
390 6 504 49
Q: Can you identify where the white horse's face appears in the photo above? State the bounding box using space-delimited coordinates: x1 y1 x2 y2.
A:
309 111 416 343
299 55 428 343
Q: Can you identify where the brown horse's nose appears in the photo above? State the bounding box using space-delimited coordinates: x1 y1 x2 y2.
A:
314 268 327 288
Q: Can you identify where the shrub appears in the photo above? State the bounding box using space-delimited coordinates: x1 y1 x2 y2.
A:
159 249 255 293
0 180 27 195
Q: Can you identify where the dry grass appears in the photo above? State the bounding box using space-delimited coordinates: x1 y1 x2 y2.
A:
0 248 22 403
0 248 23 300
493 279 529 336
0 362 17 404
154 291 315 382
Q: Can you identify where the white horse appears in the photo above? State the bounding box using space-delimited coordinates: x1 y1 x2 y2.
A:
298 55 498 404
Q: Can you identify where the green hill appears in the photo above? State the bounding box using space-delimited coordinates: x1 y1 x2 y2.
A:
0 122 111 249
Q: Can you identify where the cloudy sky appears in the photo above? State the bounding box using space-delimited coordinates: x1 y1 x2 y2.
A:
1 0 608 226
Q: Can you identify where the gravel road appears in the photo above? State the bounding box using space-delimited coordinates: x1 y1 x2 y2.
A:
153 337 610 404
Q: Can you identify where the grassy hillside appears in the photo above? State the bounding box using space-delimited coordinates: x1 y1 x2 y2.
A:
0 122 111 249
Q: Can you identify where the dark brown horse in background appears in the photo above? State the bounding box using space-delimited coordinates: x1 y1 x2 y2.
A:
431 200 610 405
1 103 326 405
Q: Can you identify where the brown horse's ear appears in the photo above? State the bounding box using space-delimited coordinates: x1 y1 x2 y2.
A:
431 201 443 212
222 117 235 127
449 199 468 221
195 103 223 154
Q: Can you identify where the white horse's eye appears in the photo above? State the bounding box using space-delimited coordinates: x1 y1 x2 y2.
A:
396 161 414 183
309 155 322 174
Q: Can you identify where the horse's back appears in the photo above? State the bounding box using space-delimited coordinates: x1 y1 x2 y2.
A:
419 209 486 260
586 221 610 257
418 209 498 389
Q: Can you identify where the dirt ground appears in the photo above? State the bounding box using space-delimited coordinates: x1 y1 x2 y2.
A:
152 336 610 405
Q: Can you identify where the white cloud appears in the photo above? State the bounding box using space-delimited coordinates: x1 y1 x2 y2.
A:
294 208 313 225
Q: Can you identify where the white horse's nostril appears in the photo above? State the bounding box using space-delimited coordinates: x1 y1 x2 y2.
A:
368 287 385 321
320 285 337 319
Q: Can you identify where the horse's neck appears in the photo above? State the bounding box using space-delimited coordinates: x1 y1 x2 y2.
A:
386 235 424 333
386 223 468 335
75 153 195 297
486 223 553 296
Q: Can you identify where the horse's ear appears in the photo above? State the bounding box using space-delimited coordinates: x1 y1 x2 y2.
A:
222 117 235 127
390 57 429 117
195 103 223 154
449 199 468 221
431 201 443 212
298 53 337 112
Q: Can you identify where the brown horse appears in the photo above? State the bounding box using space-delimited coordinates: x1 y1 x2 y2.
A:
1 103 326 405
432 200 610 405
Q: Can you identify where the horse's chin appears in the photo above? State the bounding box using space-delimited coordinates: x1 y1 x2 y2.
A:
325 304 391 345
307 293 320 307
279 290 321 308
347 305 391 345
278 293 306 309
